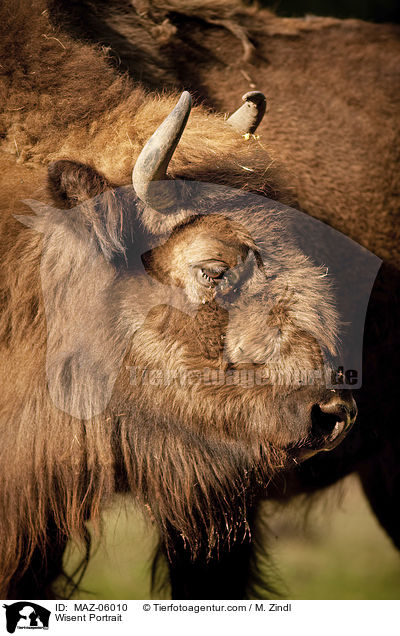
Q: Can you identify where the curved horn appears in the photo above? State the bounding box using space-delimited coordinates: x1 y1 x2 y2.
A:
132 91 192 210
227 91 266 134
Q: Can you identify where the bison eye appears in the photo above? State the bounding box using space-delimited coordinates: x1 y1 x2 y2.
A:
201 267 226 282
194 261 229 287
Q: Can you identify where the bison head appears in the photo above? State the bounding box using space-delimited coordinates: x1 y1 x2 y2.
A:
17 92 357 552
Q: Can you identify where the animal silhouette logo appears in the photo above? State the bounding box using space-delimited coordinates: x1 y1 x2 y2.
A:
3 602 50 633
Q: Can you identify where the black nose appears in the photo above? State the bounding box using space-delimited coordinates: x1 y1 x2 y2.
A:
311 393 357 449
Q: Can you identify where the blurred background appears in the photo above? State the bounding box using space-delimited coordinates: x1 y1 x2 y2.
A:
259 0 400 23
64 476 400 599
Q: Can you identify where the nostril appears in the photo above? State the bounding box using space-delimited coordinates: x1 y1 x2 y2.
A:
349 405 357 421
311 401 350 438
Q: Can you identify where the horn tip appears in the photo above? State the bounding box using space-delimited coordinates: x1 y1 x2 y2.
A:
242 91 266 105
179 91 192 108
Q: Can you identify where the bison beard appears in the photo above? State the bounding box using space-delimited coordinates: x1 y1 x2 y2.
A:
0 0 396 600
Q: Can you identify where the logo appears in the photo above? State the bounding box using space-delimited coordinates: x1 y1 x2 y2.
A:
3 603 50 634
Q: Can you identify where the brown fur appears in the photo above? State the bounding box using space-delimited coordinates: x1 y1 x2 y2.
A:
0 169 342 597
0 1 292 201
0 0 398 600
51 0 400 267
0 0 354 599
50 0 400 562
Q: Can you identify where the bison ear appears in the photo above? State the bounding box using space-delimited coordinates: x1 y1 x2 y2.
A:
47 160 112 207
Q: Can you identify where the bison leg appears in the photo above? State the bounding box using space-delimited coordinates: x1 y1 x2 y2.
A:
166 537 253 600
163 510 274 600
7 520 69 600
359 445 400 550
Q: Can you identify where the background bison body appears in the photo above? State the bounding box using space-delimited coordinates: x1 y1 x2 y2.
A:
51 0 400 265
0 0 398 599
